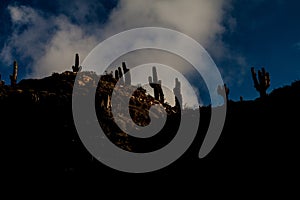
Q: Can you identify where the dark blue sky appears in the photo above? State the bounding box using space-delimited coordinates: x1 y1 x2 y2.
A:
0 0 299 101
222 0 300 100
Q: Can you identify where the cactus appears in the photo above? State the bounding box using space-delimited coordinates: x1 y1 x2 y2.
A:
224 84 229 101
118 66 124 85
240 96 243 102
113 63 131 85
115 69 119 80
148 66 164 103
72 53 82 72
251 67 270 98
10 60 18 87
173 78 182 107
107 71 113 78
217 84 229 102
122 62 131 85
0 74 4 86
152 66 159 83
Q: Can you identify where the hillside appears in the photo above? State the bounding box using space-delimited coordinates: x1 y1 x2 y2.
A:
0 71 299 181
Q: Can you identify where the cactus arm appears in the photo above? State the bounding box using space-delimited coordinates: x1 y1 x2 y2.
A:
251 67 271 98
148 66 164 103
251 67 260 90
122 62 131 85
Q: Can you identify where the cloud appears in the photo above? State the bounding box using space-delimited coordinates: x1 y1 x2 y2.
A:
295 42 300 50
103 0 231 58
33 16 98 77
1 0 244 84
1 3 99 78
1 5 52 65
100 0 246 93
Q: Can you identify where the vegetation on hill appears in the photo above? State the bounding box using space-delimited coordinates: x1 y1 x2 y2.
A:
0 60 299 180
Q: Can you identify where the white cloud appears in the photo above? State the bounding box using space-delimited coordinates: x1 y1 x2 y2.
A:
9 5 34 23
1 6 52 64
33 16 98 77
103 0 230 57
100 0 246 96
1 4 99 78
1 0 245 84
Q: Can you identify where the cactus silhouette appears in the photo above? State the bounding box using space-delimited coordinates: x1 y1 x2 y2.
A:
148 66 164 103
115 69 119 80
217 84 229 102
240 96 243 102
10 60 18 87
72 53 82 73
173 78 182 107
251 67 270 98
0 74 4 86
117 66 124 85
122 62 131 85
224 84 229 101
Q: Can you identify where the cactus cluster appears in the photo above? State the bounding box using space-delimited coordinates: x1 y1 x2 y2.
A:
251 67 270 98
72 53 82 73
97 62 132 109
0 52 274 106
114 62 131 85
148 66 164 104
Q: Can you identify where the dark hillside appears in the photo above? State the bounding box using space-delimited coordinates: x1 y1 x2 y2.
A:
0 71 299 182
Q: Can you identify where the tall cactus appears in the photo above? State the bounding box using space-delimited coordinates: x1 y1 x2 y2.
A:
240 96 243 102
148 66 164 103
0 74 4 86
224 84 229 101
72 53 82 72
251 67 270 98
10 60 18 87
115 69 119 80
118 66 124 85
217 84 230 102
173 78 182 107
122 62 131 85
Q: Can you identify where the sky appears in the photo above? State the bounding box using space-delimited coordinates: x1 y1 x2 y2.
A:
0 0 299 101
